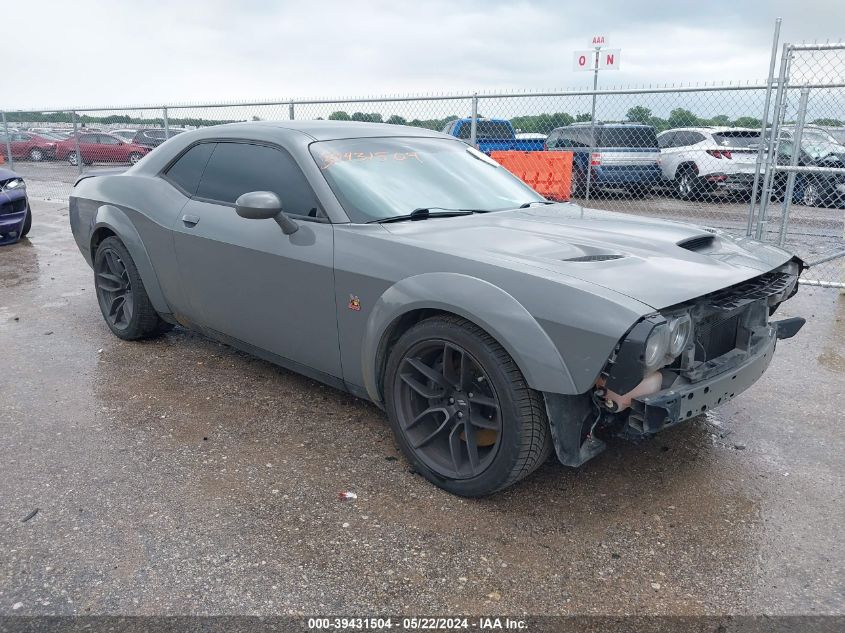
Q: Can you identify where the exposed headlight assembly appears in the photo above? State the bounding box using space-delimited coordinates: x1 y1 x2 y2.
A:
643 323 670 370
667 314 693 356
2 178 25 191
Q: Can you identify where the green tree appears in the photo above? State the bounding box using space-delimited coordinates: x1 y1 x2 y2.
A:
626 106 652 124
710 114 731 126
812 118 843 126
386 115 407 125
575 113 592 123
328 111 351 120
733 116 762 129
668 108 699 128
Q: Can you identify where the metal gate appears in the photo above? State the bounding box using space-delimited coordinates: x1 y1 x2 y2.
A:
751 38 845 288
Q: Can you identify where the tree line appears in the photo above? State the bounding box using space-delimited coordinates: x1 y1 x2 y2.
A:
5 107 842 134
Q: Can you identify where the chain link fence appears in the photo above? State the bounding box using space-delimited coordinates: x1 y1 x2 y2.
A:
2 74 843 286
751 43 845 286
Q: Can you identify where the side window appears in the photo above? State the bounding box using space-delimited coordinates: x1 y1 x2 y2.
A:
99 135 121 145
457 122 472 139
79 134 97 143
687 132 705 145
164 142 216 195
546 131 559 148
658 133 674 149
196 142 320 217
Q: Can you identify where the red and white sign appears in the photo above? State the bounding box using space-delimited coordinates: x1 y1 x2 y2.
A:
573 50 596 71
598 49 621 70
589 35 608 47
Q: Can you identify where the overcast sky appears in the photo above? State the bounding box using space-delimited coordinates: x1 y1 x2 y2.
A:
5 0 844 110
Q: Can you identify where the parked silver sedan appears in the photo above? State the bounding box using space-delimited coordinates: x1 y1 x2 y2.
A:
69 122 805 496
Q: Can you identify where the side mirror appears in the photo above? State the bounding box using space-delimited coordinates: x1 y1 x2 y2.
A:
235 190 299 235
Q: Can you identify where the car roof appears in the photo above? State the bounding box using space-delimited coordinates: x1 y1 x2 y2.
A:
206 120 449 141
658 126 761 134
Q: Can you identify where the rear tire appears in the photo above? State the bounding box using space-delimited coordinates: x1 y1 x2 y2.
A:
675 168 698 201
94 236 172 340
384 315 553 497
67 152 79 166
128 152 143 165
29 148 44 162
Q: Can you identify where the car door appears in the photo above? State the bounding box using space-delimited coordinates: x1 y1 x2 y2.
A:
77 133 99 162
12 133 34 159
657 132 681 179
171 140 341 380
96 134 124 162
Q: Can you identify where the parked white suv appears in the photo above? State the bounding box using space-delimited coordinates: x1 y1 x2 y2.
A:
657 127 762 199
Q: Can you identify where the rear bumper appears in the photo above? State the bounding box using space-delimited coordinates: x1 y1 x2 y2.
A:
592 166 663 186
629 317 804 433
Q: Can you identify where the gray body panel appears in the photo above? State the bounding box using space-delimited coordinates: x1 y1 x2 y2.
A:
68 121 796 407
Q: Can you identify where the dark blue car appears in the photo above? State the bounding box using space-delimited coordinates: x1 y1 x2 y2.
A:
546 123 663 196
0 168 31 245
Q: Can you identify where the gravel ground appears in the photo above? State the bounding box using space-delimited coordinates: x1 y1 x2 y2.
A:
0 201 843 617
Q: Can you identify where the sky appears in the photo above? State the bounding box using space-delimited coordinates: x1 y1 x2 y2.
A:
4 0 844 111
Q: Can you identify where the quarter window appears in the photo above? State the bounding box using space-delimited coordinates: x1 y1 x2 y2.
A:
164 142 216 195
196 142 320 217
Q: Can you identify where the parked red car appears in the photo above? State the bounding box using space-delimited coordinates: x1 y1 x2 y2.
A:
54 133 151 166
0 131 59 162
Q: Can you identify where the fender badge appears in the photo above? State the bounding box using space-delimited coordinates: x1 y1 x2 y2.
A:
348 295 361 311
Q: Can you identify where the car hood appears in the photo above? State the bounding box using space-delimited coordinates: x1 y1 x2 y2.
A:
380 204 796 310
0 167 20 180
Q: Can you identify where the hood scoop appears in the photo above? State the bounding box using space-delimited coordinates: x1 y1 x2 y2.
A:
677 234 715 252
564 254 625 262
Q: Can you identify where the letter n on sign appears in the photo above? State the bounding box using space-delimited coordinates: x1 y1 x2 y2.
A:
598 49 621 70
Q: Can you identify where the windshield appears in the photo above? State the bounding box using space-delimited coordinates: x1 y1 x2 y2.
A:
310 137 544 223
799 128 838 145
598 126 657 148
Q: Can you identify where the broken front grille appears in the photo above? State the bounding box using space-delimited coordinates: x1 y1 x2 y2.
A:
695 313 741 362
0 198 27 216
704 272 794 312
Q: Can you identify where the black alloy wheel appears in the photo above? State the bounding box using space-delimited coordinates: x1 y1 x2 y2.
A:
393 338 502 479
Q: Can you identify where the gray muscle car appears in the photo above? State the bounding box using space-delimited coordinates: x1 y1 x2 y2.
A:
69 121 805 496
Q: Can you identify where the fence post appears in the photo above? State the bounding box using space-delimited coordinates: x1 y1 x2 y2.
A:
469 93 478 148
289 103 295 121
777 85 809 247
1 111 14 170
71 111 83 175
747 17 782 236
584 46 600 202
163 107 169 136
756 43 792 240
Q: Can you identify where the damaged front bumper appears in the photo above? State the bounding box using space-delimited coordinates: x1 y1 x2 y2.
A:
629 317 803 434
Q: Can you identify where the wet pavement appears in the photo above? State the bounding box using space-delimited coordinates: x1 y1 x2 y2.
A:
0 201 843 616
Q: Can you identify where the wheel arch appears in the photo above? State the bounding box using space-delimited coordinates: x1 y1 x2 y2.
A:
674 160 699 180
90 204 170 314
361 273 576 406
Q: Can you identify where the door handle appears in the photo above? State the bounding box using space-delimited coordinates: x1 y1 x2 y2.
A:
181 214 200 227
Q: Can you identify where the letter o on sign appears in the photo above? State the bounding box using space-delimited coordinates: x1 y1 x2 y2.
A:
578 55 586 67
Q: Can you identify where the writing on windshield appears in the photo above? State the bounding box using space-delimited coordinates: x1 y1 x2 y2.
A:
318 150 422 170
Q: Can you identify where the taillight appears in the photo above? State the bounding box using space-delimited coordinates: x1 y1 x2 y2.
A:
543 142 547 151
706 149 733 159
590 152 602 166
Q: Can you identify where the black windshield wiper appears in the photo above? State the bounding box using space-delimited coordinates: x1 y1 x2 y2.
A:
369 208 478 224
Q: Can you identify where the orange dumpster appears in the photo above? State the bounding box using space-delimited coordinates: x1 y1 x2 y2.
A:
490 151 573 201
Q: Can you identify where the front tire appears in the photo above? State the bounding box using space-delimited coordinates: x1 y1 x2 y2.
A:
67 152 79 166
128 152 143 165
20 207 32 237
29 148 44 162
94 236 172 340
384 315 553 497
802 181 822 207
